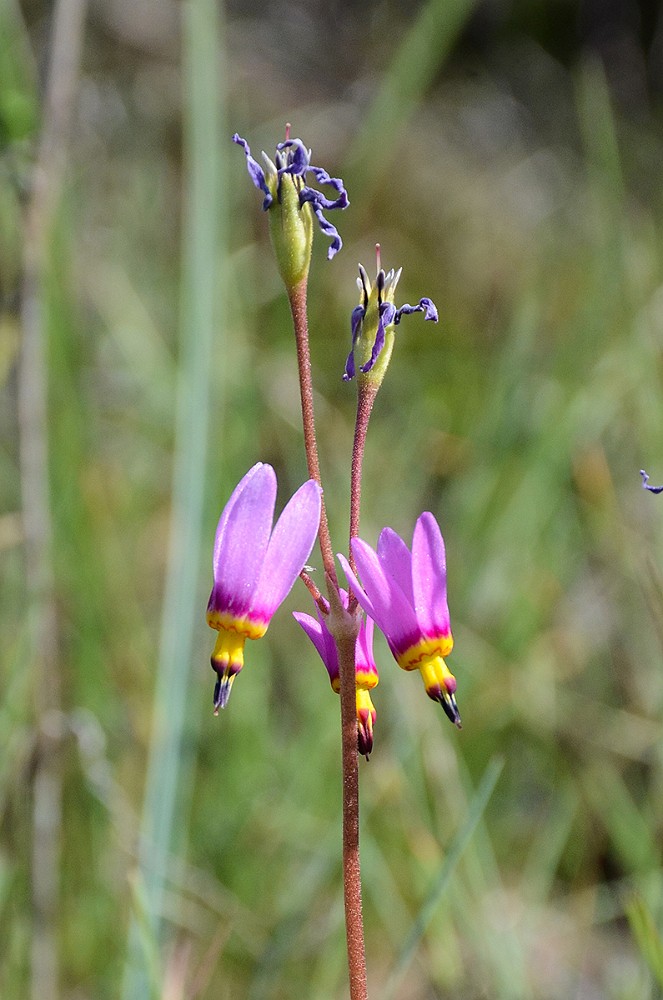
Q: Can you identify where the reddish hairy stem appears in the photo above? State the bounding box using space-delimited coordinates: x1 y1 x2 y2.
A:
348 382 378 603
287 276 367 996
327 584 368 1000
287 279 337 585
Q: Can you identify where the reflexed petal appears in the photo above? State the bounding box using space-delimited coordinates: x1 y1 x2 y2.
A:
300 174 349 211
411 513 450 639
276 137 311 175
252 480 322 620
343 306 365 381
232 133 273 210
213 462 263 570
309 202 342 259
377 527 414 605
395 297 439 324
349 538 420 649
641 470 663 493
212 464 277 617
293 610 339 687
337 552 377 622
360 302 395 374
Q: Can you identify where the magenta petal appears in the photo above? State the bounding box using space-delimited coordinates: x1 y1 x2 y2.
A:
252 480 321 620
337 553 377 621
213 463 264 570
377 527 414 605
293 610 338 683
350 538 419 649
411 512 450 638
212 464 277 616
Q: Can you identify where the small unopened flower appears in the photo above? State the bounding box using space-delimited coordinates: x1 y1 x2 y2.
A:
294 593 379 758
207 463 321 712
232 131 349 287
339 512 460 728
641 470 663 494
343 255 438 386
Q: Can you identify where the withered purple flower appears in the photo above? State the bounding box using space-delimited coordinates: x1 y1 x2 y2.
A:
344 258 438 385
232 132 348 266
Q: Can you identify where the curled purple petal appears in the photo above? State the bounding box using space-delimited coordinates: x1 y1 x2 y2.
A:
232 133 273 211
360 302 395 374
343 350 356 382
641 470 663 493
310 202 343 259
395 297 439 325
276 137 311 176
343 305 365 381
350 305 365 346
300 179 349 211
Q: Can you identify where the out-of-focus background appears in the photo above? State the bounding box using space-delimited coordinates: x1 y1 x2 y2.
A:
4 0 663 997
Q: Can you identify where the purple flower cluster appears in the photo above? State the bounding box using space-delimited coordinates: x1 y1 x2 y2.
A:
206 465 459 738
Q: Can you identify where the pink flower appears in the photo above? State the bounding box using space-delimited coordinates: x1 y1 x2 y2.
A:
207 463 321 711
339 512 460 727
294 592 379 758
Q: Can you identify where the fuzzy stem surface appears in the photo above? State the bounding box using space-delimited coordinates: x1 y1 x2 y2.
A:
287 278 337 584
349 382 378 575
327 584 368 1000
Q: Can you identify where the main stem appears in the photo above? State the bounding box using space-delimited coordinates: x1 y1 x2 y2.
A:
334 613 368 1000
287 277 368 998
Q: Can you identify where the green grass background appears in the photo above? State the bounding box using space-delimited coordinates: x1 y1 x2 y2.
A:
3 0 663 996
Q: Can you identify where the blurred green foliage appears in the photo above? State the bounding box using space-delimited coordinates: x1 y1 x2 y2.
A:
4 0 663 997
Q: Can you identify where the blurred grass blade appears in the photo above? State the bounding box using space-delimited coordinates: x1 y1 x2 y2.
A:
121 0 222 995
582 762 660 875
626 894 663 990
384 755 503 1000
347 0 478 194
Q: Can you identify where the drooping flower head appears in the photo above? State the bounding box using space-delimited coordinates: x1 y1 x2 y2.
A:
294 592 379 758
339 512 460 727
207 463 321 712
232 131 349 287
343 249 438 387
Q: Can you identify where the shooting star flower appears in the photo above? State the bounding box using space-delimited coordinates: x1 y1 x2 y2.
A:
294 593 379 758
207 463 321 712
339 512 460 727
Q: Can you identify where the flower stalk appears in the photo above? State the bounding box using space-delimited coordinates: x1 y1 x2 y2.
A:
289 276 369 996
326 582 369 1000
287 277 337 584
